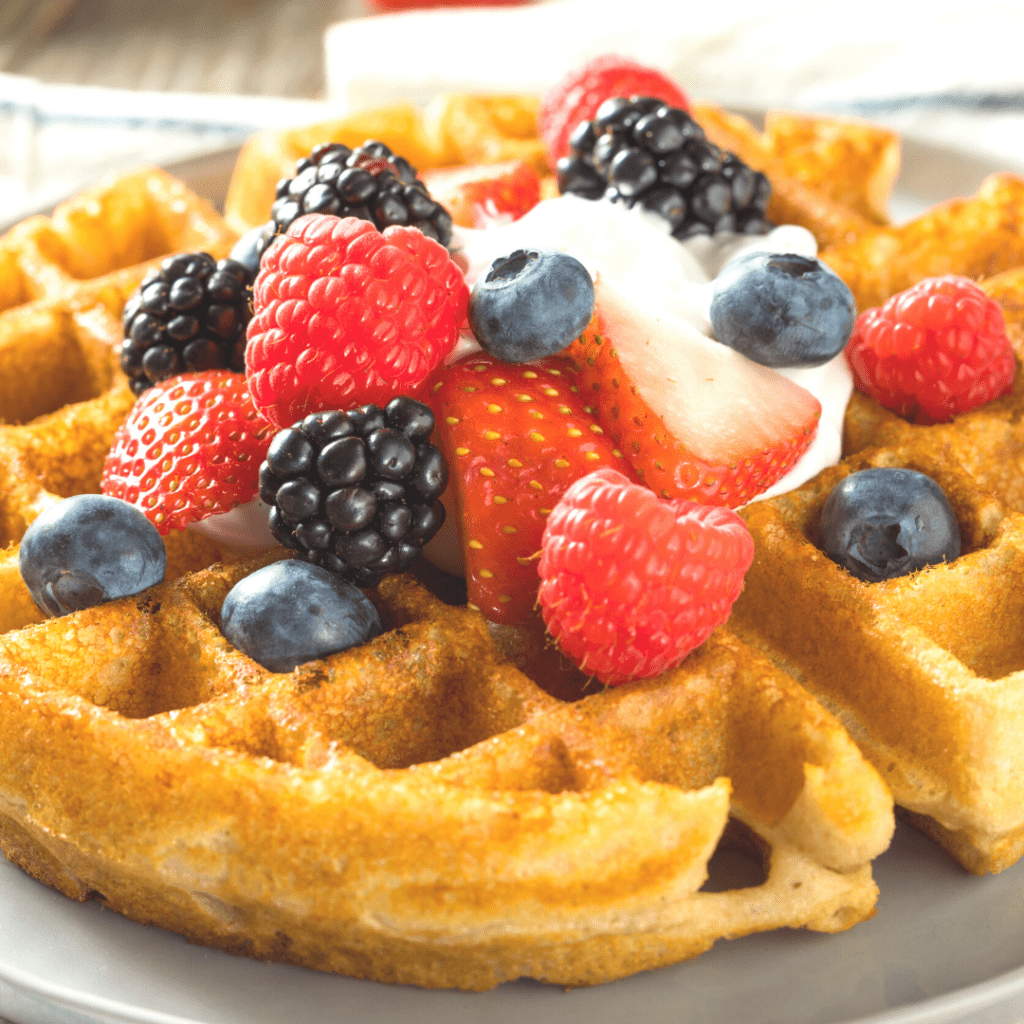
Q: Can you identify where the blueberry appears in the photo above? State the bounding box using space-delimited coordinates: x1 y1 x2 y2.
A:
469 248 595 364
220 559 383 673
229 220 276 278
818 468 961 583
710 252 856 368
18 495 166 617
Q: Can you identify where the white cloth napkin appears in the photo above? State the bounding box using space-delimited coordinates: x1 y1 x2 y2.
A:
325 0 1024 171
0 74 336 228
3 0 1023 228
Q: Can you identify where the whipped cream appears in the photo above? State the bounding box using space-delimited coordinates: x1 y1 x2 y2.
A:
451 195 852 499
188 497 277 550
425 197 853 577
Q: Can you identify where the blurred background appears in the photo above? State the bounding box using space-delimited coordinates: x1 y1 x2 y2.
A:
1 0 1023 226
2 0 364 97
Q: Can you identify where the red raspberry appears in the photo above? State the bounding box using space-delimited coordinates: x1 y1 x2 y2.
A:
537 468 754 686
246 214 469 429
102 371 274 534
538 54 690 170
846 275 1015 425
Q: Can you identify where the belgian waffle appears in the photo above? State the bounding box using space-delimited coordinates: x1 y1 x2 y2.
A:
730 261 1024 877
0 167 240 637
0 552 892 989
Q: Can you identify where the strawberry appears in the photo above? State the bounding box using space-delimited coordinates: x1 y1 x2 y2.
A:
433 353 636 624
538 54 690 170
420 160 541 230
538 467 754 686
101 371 274 534
567 279 821 507
246 214 469 429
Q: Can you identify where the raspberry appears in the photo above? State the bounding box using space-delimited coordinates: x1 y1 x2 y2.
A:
537 468 754 686
245 214 469 429
101 371 275 534
538 54 690 170
846 275 1015 425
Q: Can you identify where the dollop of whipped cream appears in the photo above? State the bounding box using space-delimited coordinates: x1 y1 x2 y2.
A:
188 496 277 549
451 195 852 500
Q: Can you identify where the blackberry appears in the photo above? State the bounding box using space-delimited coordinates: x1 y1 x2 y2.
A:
120 252 253 395
261 396 448 588
556 96 772 239
256 140 453 267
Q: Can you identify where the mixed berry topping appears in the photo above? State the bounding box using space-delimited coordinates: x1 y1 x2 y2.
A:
845 275 1015 424
120 253 253 395
468 248 595 363
557 96 771 239
710 251 856 367
220 559 383 672
260 397 448 588
818 467 961 583
19 494 166 617
267 140 453 257
538 467 754 685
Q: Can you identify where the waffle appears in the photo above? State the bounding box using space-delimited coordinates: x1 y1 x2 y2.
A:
724 265 1024 877
731 440 1024 875
0 166 241 637
0 553 892 990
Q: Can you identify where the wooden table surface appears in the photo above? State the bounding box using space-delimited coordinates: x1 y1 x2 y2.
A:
2 0 368 97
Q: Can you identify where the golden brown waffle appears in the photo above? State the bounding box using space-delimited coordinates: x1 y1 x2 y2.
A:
732 440 1024 875
223 95 546 238
0 166 241 637
0 553 892 990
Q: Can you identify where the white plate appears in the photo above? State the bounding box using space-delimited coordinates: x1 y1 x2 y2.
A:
3 135 1024 1024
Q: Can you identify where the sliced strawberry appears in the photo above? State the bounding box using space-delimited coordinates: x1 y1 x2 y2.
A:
420 160 541 230
433 353 636 624
101 371 275 534
567 280 821 507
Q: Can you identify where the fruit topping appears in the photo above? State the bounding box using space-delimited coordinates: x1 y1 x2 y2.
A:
19 494 166 617
433 354 634 624
260 397 447 588
420 160 541 229
845 275 1015 425
270 140 453 254
468 248 595 363
818 467 961 582
229 221 277 277
710 251 856 368
538 467 754 686
556 96 771 239
221 559 383 672
246 213 469 429
120 252 253 395
101 370 274 533
568 279 821 507
538 53 690 170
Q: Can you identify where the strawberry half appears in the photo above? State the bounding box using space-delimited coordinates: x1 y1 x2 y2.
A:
102 370 274 534
568 279 821 507
420 160 541 230
433 353 636 624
